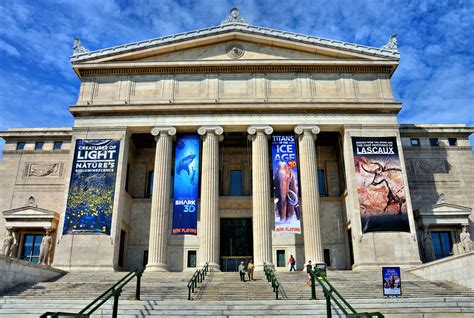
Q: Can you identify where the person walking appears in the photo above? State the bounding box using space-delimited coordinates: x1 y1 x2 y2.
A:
305 260 313 285
238 261 247 282
288 255 296 271
247 260 255 281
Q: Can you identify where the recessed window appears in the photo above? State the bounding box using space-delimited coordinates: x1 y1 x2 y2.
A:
324 249 331 267
16 142 25 150
410 138 420 147
143 250 148 267
230 170 243 196
187 250 197 268
53 141 62 150
318 169 326 197
35 142 44 150
448 138 457 146
429 138 439 147
146 171 154 198
276 250 286 267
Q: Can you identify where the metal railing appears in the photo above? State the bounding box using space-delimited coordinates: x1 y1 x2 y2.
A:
40 268 144 318
187 262 209 300
308 267 384 318
263 263 286 300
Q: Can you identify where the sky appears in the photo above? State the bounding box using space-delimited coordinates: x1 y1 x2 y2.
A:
0 0 473 154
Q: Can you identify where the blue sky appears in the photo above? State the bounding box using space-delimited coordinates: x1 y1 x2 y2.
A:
1 0 473 154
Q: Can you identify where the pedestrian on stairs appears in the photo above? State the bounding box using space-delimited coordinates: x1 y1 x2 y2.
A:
288 255 296 271
238 261 247 282
247 260 255 281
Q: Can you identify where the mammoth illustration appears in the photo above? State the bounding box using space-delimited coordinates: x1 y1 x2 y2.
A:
274 161 299 223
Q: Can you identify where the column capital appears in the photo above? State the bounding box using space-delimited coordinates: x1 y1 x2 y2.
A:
294 125 320 139
151 127 177 138
198 126 224 141
247 125 273 136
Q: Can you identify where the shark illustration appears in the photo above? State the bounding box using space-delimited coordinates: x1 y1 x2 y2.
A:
176 154 196 176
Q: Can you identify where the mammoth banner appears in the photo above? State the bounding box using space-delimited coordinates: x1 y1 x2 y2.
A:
172 134 200 235
272 134 301 234
352 137 410 233
63 139 121 235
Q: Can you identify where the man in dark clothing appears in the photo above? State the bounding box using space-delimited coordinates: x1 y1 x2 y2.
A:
289 255 296 271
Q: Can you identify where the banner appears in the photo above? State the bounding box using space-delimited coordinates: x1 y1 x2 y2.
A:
383 267 402 296
352 137 409 233
172 135 200 235
272 135 301 234
63 139 121 235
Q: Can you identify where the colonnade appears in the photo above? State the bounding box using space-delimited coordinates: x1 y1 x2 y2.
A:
146 125 323 271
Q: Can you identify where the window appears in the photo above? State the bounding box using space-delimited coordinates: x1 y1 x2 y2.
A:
21 234 44 263
324 249 331 266
410 138 420 147
16 142 25 150
35 142 44 150
53 141 62 150
431 231 452 260
146 171 154 198
187 250 197 268
118 230 126 267
448 138 457 146
429 138 439 147
230 170 243 196
276 250 286 267
318 169 326 197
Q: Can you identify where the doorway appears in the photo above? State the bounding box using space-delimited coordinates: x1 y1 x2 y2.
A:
220 218 253 271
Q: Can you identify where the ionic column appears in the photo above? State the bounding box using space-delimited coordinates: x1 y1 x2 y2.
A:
146 126 176 272
198 126 224 269
294 125 324 263
247 125 274 270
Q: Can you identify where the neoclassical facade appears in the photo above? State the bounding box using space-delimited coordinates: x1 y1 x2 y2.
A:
1 9 473 272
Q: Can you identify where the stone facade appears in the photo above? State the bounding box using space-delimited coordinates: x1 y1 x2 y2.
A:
0 10 472 272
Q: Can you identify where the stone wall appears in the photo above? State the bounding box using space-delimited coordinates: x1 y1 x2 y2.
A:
0 255 66 293
407 251 474 290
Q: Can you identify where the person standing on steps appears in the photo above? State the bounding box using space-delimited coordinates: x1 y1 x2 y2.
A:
305 260 313 285
288 255 296 271
238 261 247 282
247 260 255 281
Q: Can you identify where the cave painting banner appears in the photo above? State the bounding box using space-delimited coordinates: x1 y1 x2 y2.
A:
352 137 410 233
272 134 301 234
63 139 121 235
172 135 200 235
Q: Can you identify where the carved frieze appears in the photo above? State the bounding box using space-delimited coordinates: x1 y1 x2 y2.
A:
24 162 64 178
406 159 450 178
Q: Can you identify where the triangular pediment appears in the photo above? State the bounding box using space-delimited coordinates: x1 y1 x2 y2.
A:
3 206 58 218
71 24 399 66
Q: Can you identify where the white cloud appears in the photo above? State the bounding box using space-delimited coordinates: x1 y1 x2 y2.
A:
0 39 20 57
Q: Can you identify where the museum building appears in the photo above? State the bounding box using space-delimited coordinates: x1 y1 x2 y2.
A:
1 8 473 272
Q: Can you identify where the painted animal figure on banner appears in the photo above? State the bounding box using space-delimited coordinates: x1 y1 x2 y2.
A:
177 154 196 175
274 161 299 222
361 161 406 214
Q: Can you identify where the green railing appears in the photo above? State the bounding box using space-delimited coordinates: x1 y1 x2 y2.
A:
308 268 384 318
263 263 285 300
187 262 209 300
40 268 144 318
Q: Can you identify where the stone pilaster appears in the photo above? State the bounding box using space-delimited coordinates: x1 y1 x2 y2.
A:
146 126 176 272
294 125 324 263
247 125 274 270
197 126 224 269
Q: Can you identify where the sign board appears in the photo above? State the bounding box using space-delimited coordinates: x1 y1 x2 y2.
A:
383 267 402 296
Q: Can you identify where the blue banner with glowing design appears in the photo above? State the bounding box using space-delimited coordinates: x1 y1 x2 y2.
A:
172 135 200 235
63 139 121 235
272 134 301 234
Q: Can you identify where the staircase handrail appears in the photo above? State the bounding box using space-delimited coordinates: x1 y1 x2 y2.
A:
308 267 384 318
263 263 284 299
187 262 209 300
40 267 144 318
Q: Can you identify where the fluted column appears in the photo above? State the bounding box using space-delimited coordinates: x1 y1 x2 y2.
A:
294 125 323 263
198 126 224 269
247 125 274 270
146 126 176 272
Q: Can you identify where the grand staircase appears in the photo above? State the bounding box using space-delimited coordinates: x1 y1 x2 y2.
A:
1 268 474 317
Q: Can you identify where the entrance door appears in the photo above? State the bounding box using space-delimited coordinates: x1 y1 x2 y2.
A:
220 218 253 271
21 234 43 263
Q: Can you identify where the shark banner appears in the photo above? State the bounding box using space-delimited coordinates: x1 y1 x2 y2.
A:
172 135 200 235
352 137 410 233
63 139 121 235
